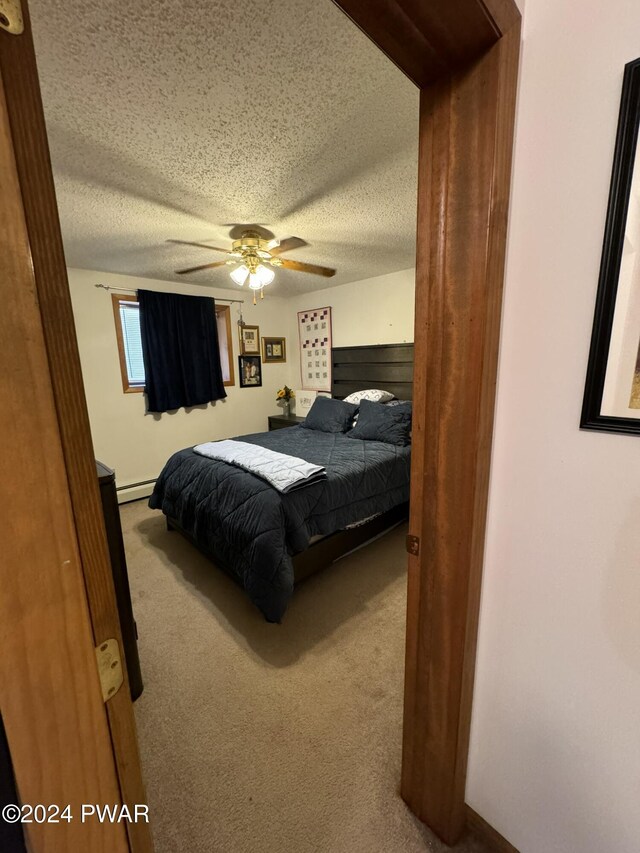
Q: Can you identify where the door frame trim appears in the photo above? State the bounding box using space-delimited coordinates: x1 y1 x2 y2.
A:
0 6 153 851
334 0 521 844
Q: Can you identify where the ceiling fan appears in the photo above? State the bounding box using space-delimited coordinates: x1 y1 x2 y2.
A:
168 229 336 303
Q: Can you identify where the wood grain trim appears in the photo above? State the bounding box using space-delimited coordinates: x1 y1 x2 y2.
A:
332 0 514 88
465 806 521 853
216 303 235 386
332 342 414 362
477 0 522 35
401 18 521 845
112 293 145 394
330 343 415 401
0 6 153 851
457 19 521 828
0 68 128 853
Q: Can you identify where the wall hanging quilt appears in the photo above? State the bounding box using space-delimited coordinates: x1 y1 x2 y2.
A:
298 306 332 391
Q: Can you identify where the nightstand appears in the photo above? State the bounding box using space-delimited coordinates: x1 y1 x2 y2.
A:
268 414 306 431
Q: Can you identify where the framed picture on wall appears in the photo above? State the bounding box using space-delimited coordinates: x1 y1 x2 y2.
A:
238 355 262 388
581 57 640 434
262 336 286 363
239 324 260 355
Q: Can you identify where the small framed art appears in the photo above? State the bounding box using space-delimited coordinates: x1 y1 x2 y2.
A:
262 336 287 363
239 355 262 387
239 324 260 355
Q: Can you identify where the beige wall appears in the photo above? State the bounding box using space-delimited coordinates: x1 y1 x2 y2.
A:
69 269 291 500
285 268 415 390
69 267 414 498
467 2 640 852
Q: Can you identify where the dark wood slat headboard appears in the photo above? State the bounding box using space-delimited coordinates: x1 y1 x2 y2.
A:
331 343 414 400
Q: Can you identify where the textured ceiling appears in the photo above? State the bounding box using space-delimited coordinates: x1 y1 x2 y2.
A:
31 0 418 296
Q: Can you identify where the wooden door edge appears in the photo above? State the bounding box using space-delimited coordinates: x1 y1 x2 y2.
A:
0 7 153 852
400 12 521 846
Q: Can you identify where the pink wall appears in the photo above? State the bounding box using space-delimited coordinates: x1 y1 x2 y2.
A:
467 2 640 851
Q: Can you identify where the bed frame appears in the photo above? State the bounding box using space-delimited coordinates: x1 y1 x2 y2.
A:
331 342 414 402
167 342 415 588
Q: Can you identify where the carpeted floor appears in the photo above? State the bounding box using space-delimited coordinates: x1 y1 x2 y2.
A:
122 499 489 853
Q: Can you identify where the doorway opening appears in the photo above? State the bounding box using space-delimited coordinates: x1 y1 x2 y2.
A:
0 0 520 850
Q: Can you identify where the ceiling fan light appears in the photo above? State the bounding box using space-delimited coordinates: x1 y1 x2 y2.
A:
248 273 263 290
230 265 249 286
255 264 275 286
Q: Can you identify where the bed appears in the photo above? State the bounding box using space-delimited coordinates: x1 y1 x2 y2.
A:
149 343 414 621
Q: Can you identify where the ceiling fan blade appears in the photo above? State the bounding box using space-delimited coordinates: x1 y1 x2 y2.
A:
269 236 308 256
167 239 229 253
278 258 336 277
175 261 228 275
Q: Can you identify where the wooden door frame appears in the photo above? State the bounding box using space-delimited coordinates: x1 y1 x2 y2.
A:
0 67 130 853
335 0 521 844
0 6 153 852
2 0 520 849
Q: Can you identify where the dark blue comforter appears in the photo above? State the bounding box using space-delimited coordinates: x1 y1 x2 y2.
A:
149 426 411 621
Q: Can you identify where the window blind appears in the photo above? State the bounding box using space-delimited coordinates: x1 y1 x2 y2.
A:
118 301 145 385
215 310 231 383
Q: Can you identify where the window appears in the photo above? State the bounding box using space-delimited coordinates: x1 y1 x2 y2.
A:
112 294 145 393
112 294 235 393
215 303 235 387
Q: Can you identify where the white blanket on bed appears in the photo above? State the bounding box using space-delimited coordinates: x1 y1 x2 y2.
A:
193 439 327 494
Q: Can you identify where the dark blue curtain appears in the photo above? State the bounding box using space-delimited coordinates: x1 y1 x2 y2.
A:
139 290 227 413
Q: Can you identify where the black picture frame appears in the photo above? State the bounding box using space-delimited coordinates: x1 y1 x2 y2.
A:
238 354 262 388
581 57 640 434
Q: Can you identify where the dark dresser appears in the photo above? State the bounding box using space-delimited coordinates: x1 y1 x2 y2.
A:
268 414 306 431
96 461 144 701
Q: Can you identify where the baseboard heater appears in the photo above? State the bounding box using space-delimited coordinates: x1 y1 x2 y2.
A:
116 477 157 492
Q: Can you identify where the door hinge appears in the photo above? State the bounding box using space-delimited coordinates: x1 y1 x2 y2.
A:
95 638 124 703
406 534 420 556
0 0 24 34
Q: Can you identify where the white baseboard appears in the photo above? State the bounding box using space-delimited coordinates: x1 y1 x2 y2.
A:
116 483 155 504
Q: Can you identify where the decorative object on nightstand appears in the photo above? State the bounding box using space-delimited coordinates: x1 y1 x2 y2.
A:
276 384 294 416
294 389 317 418
268 414 305 431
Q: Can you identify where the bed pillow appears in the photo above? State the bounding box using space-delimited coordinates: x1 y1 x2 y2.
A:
348 399 412 446
301 396 358 433
343 388 394 405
